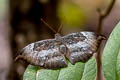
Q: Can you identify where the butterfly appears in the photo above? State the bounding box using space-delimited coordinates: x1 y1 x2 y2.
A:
15 19 106 69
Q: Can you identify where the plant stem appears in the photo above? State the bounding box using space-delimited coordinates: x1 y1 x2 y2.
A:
97 0 116 34
96 0 116 80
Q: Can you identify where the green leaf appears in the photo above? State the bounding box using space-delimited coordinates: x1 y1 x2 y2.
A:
102 22 120 80
36 69 59 80
117 49 120 79
57 62 84 80
24 65 40 80
81 57 96 80
23 57 96 80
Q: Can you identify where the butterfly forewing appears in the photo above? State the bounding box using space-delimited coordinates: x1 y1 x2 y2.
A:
63 32 100 64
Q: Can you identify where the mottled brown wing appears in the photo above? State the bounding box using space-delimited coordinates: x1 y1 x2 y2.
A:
63 32 104 64
15 39 67 69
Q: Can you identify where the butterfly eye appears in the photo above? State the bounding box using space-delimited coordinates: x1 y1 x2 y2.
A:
59 44 67 55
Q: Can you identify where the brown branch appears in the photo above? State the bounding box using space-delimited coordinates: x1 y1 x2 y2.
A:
96 0 116 80
97 0 116 34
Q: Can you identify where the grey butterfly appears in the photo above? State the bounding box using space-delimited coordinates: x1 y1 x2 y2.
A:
15 31 105 69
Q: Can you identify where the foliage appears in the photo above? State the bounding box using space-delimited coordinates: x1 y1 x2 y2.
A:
102 22 120 80
24 57 96 80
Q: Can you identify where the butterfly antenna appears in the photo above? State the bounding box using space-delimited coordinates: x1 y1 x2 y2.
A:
58 16 66 33
41 19 57 34
57 23 63 33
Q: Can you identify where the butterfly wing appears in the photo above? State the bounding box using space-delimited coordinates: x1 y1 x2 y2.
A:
63 32 104 64
15 39 67 69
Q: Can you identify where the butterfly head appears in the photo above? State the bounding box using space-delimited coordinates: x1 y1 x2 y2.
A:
55 33 62 42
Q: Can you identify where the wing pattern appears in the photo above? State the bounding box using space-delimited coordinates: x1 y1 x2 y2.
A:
63 32 101 64
16 39 67 69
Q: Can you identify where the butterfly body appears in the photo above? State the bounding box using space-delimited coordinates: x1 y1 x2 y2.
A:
15 32 105 69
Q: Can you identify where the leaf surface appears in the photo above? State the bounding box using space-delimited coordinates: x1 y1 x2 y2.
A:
102 22 120 80
24 57 96 80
